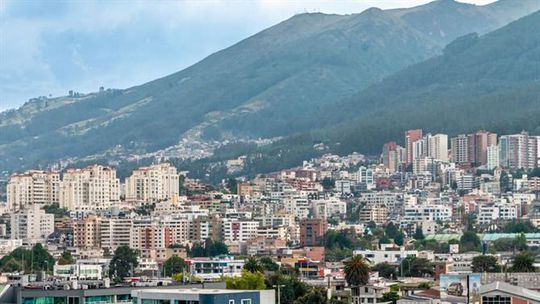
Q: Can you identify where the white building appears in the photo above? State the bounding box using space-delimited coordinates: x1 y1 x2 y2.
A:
428 134 449 162
125 163 180 203
188 257 245 281
11 204 54 244
499 132 538 170
221 218 259 242
487 145 500 170
403 205 452 223
354 244 420 265
100 217 133 250
7 171 60 211
311 198 347 219
477 202 519 224
54 263 103 280
60 165 120 211
358 167 375 190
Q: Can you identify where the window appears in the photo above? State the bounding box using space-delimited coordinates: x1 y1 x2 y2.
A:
482 296 511 304
241 300 252 304
229 300 235 304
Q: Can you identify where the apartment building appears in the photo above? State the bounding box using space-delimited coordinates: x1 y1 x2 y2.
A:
7 170 60 211
299 218 327 247
359 192 400 209
499 132 538 170
73 215 101 249
405 129 423 165
221 218 259 242
359 206 388 225
99 217 133 250
125 163 180 203
477 202 519 224
403 205 453 223
451 134 470 165
382 142 406 173
311 198 347 219
11 204 54 244
60 165 120 211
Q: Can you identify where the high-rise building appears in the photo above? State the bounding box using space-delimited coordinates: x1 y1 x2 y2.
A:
11 204 54 244
427 134 449 162
468 131 497 167
60 165 120 211
405 129 423 165
500 132 538 170
451 131 497 167
412 137 427 162
382 142 399 173
125 163 180 203
487 145 500 170
7 171 60 211
451 134 470 165
299 218 327 247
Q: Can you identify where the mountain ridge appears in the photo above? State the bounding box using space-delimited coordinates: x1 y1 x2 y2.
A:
1 0 539 172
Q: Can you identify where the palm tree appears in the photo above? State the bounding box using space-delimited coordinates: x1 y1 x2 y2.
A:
243 257 264 273
344 255 370 287
510 253 536 272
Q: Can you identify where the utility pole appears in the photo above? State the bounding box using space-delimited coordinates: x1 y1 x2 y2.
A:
273 284 285 304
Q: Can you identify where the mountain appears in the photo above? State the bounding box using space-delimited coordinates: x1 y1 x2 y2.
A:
1 0 539 171
284 9 540 158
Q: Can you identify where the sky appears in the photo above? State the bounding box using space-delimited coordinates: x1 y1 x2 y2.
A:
0 0 496 111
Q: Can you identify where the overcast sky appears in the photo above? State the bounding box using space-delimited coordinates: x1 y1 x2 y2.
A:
0 0 496 111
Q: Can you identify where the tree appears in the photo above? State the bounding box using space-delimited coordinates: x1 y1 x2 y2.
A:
513 233 528 251
42 203 70 219
460 231 481 252
471 255 501 273
322 178 335 190
188 239 229 257
31 244 55 272
509 253 536 273
58 250 74 265
109 246 139 282
385 223 399 239
226 178 238 194
413 227 425 240
224 270 266 290
294 287 328 304
379 235 391 245
493 238 515 252
394 231 405 246
381 291 400 304
163 256 187 277
372 262 397 280
244 257 264 273
503 220 538 233
344 255 370 287
0 244 55 273
266 272 311 304
402 257 434 277
260 257 280 272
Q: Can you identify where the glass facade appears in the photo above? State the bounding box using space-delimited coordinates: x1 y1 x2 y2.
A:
85 295 113 303
23 298 68 304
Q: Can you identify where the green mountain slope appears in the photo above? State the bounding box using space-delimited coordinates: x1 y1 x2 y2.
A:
304 9 540 156
0 0 539 171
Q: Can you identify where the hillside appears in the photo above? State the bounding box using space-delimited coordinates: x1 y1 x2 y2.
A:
290 9 540 157
1 0 539 171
